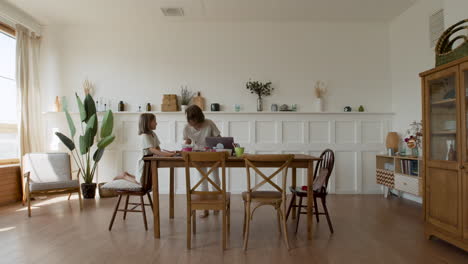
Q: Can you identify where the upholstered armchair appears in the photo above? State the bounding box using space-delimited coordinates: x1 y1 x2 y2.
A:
22 153 82 217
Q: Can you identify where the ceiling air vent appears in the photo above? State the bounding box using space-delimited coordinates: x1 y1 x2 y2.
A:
429 9 445 48
161 7 184 17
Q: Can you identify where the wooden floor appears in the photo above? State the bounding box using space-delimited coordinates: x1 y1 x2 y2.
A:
0 194 467 264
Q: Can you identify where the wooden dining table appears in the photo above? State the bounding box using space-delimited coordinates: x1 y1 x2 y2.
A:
144 154 321 240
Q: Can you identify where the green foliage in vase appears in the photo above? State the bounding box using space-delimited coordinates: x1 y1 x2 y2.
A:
180 86 194 105
245 80 274 99
55 93 115 184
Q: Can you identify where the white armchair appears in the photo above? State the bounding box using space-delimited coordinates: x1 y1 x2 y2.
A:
22 153 83 217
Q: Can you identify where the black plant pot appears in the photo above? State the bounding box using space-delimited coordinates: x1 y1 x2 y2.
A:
81 183 97 199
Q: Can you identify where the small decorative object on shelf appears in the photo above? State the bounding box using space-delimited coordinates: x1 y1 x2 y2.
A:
245 80 274 112
358 105 365 112
291 104 297 111
271 104 278 112
404 121 422 157
446 139 457 161
161 94 178 112
234 104 241 112
343 106 352 112
211 103 220 111
192 92 205 111
279 104 289 111
83 79 94 95
435 19 468 66
118 101 125 112
386 132 399 156
146 103 152 112
54 96 62 112
138 106 142 112
180 86 194 112
314 80 327 112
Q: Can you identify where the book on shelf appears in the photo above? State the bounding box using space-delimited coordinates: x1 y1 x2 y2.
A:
400 159 419 176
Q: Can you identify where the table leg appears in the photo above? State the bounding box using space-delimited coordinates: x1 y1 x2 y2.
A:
291 168 297 219
152 160 160 238
169 167 175 219
307 160 314 240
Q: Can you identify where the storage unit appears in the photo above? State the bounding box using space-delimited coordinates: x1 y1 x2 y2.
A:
376 155 422 197
420 56 468 252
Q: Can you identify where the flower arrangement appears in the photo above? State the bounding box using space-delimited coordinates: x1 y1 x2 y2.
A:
404 121 422 149
314 80 327 99
180 86 194 105
245 80 274 99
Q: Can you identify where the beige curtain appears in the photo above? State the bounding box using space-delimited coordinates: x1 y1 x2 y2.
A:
16 24 43 156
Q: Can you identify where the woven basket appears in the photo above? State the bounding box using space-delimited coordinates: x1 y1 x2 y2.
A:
435 19 468 66
98 182 118 198
376 169 394 188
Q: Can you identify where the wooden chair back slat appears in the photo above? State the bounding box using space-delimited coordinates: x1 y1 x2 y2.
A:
183 152 227 200
313 149 335 194
243 154 294 194
140 157 152 193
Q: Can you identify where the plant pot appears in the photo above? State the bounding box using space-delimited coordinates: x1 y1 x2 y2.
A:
315 98 323 112
181 104 188 112
81 183 97 199
257 98 263 112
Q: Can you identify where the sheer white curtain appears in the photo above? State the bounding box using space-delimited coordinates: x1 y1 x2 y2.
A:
16 24 43 156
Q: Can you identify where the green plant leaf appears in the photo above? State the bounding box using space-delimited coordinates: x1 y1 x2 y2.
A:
76 93 86 122
85 113 98 140
93 148 105 162
100 110 113 138
79 129 92 155
97 135 115 149
55 132 75 151
84 94 96 122
64 110 76 138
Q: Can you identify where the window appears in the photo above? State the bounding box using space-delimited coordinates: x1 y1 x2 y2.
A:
0 23 17 162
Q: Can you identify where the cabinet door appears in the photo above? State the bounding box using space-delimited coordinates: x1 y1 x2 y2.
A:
460 62 468 241
424 66 461 235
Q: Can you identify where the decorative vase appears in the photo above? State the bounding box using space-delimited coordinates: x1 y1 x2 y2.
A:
81 183 97 199
257 98 263 112
315 98 323 112
181 105 188 112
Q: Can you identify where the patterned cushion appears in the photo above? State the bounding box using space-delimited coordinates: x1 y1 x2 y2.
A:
29 180 79 192
101 180 142 191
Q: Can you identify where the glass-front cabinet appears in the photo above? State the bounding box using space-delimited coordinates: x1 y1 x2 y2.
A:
421 57 468 252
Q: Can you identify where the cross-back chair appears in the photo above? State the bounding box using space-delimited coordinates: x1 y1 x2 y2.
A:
183 152 230 250
286 149 335 233
107 160 153 231
242 154 294 251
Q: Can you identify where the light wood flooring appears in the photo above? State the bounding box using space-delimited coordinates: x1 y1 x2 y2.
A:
0 194 467 264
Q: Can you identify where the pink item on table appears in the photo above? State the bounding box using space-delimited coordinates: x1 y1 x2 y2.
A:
301 186 308 191
181 147 193 152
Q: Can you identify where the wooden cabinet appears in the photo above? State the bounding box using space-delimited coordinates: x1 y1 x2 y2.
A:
421 56 468 251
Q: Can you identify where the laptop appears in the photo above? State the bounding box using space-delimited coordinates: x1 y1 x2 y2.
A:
205 137 235 151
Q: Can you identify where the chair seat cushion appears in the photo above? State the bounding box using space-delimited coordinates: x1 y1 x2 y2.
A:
29 180 79 192
242 191 281 201
191 192 231 204
101 180 142 192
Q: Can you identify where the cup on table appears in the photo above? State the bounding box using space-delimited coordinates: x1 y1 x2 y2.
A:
234 147 245 157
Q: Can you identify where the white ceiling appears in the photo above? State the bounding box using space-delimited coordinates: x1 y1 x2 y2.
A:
4 0 417 25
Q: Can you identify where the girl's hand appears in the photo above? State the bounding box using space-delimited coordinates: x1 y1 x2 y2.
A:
163 152 175 157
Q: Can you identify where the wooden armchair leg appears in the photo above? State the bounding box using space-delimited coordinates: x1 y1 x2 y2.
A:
295 196 303 233
147 193 153 211
313 196 320 223
68 193 72 200
140 195 148 231
109 195 122 231
276 208 282 234
281 210 291 250
192 210 196 234
242 201 251 251
222 209 227 250
123 195 130 220
242 201 247 237
187 207 192 249
321 197 334 234
27 191 31 217
78 191 83 210
286 193 296 221
227 203 231 236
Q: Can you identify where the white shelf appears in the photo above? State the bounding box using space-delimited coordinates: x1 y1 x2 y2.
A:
43 111 395 115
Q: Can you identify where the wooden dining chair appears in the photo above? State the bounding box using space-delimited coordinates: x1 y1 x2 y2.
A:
183 152 230 250
242 154 294 251
107 161 153 231
286 149 335 234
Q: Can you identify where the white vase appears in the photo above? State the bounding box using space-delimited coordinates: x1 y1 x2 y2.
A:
181 105 188 112
315 98 323 112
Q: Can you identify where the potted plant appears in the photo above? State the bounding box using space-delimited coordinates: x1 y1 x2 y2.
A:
55 92 115 199
404 121 422 157
245 80 273 111
314 80 327 112
180 86 194 111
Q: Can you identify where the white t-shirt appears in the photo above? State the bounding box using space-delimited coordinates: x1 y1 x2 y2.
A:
136 132 160 182
183 119 221 149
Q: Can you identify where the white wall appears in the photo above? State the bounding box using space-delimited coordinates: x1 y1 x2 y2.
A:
39 21 392 113
444 0 468 27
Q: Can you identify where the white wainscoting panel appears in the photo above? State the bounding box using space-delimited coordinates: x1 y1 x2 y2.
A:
44 111 393 194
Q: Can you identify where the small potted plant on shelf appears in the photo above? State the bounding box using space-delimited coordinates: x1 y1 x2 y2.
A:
245 80 274 111
404 121 422 157
180 86 194 112
55 81 115 199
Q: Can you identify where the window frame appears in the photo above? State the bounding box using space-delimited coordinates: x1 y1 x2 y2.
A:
0 22 18 165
